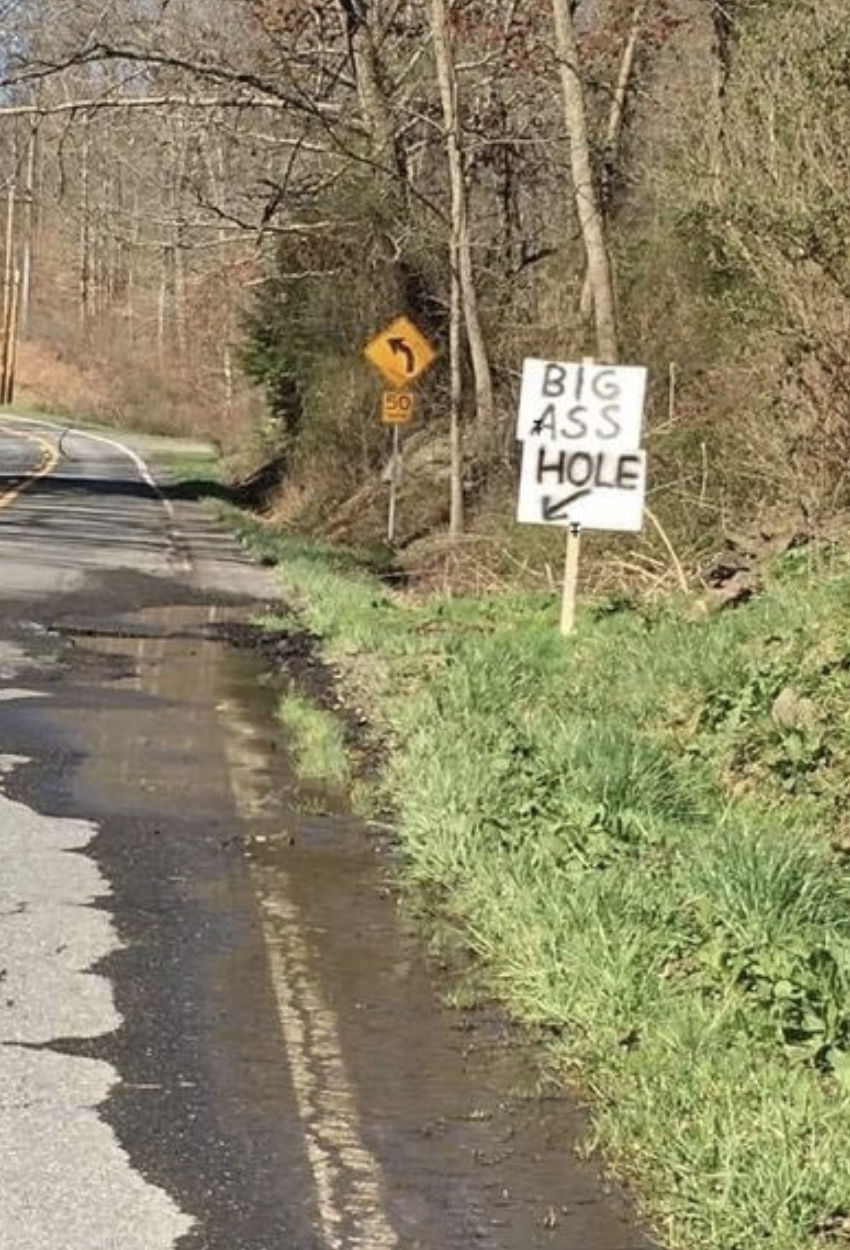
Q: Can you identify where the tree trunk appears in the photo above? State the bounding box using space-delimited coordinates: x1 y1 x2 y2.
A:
551 0 619 361
157 245 173 366
126 188 140 345
448 248 464 540
345 6 399 168
342 0 433 321
580 0 648 320
79 123 92 328
430 0 496 430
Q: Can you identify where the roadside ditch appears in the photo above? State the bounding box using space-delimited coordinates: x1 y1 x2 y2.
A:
216 514 850 1250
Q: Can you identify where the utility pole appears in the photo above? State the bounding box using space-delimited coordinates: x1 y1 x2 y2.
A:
20 121 38 335
3 267 21 403
1 185 18 404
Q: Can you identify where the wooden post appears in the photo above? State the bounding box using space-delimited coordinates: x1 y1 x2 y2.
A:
561 522 582 635
559 352 598 634
0 186 15 405
20 123 37 336
0 302 10 407
5 268 21 404
387 425 401 544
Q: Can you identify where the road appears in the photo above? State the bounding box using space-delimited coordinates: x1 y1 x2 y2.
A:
0 416 654 1250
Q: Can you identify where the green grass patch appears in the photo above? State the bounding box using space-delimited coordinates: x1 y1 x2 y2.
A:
277 691 349 787
229 512 850 1250
154 444 223 492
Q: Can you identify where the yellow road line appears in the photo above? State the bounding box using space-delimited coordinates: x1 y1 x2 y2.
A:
0 425 60 512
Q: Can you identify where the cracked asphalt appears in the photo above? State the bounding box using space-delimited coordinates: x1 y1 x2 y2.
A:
0 417 654 1250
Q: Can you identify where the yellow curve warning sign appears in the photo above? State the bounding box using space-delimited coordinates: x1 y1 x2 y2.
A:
365 316 437 388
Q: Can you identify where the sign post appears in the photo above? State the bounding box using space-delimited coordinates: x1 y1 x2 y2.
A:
561 522 582 636
514 357 648 634
365 315 437 544
387 426 401 544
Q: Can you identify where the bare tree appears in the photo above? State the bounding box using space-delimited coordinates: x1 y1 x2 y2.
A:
551 0 619 361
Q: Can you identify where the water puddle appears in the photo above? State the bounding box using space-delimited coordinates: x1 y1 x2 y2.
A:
55 603 653 1250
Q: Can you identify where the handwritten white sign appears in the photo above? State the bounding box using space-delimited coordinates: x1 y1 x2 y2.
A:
517 442 646 531
516 359 648 532
516 359 647 448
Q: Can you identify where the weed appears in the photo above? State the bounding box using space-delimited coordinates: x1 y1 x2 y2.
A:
277 691 349 787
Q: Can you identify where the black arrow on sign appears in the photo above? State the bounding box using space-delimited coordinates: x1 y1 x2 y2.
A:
389 337 416 375
542 488 592 522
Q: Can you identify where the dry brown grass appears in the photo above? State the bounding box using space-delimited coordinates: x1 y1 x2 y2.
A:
15 339 122 422
13 336 262 454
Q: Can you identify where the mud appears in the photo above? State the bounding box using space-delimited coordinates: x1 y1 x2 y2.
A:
0 601 655 1250
52 605 379 775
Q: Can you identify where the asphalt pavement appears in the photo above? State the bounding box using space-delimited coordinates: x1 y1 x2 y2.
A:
0 416 654 1250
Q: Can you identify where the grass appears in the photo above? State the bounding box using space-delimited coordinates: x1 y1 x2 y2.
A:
277 690 349 787
230 514 850 1250
150 443 223 490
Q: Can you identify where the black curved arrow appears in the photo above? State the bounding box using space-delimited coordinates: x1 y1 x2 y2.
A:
542 489 592 522
389 337 415 375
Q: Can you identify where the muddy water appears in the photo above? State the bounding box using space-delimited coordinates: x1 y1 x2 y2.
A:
63 604 654 1250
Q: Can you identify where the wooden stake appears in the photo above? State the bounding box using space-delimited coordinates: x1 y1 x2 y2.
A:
561 522 582 635
559 352 597 634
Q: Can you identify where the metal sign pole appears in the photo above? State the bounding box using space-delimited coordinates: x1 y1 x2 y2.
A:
561 522 582 635
387 425 401 544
